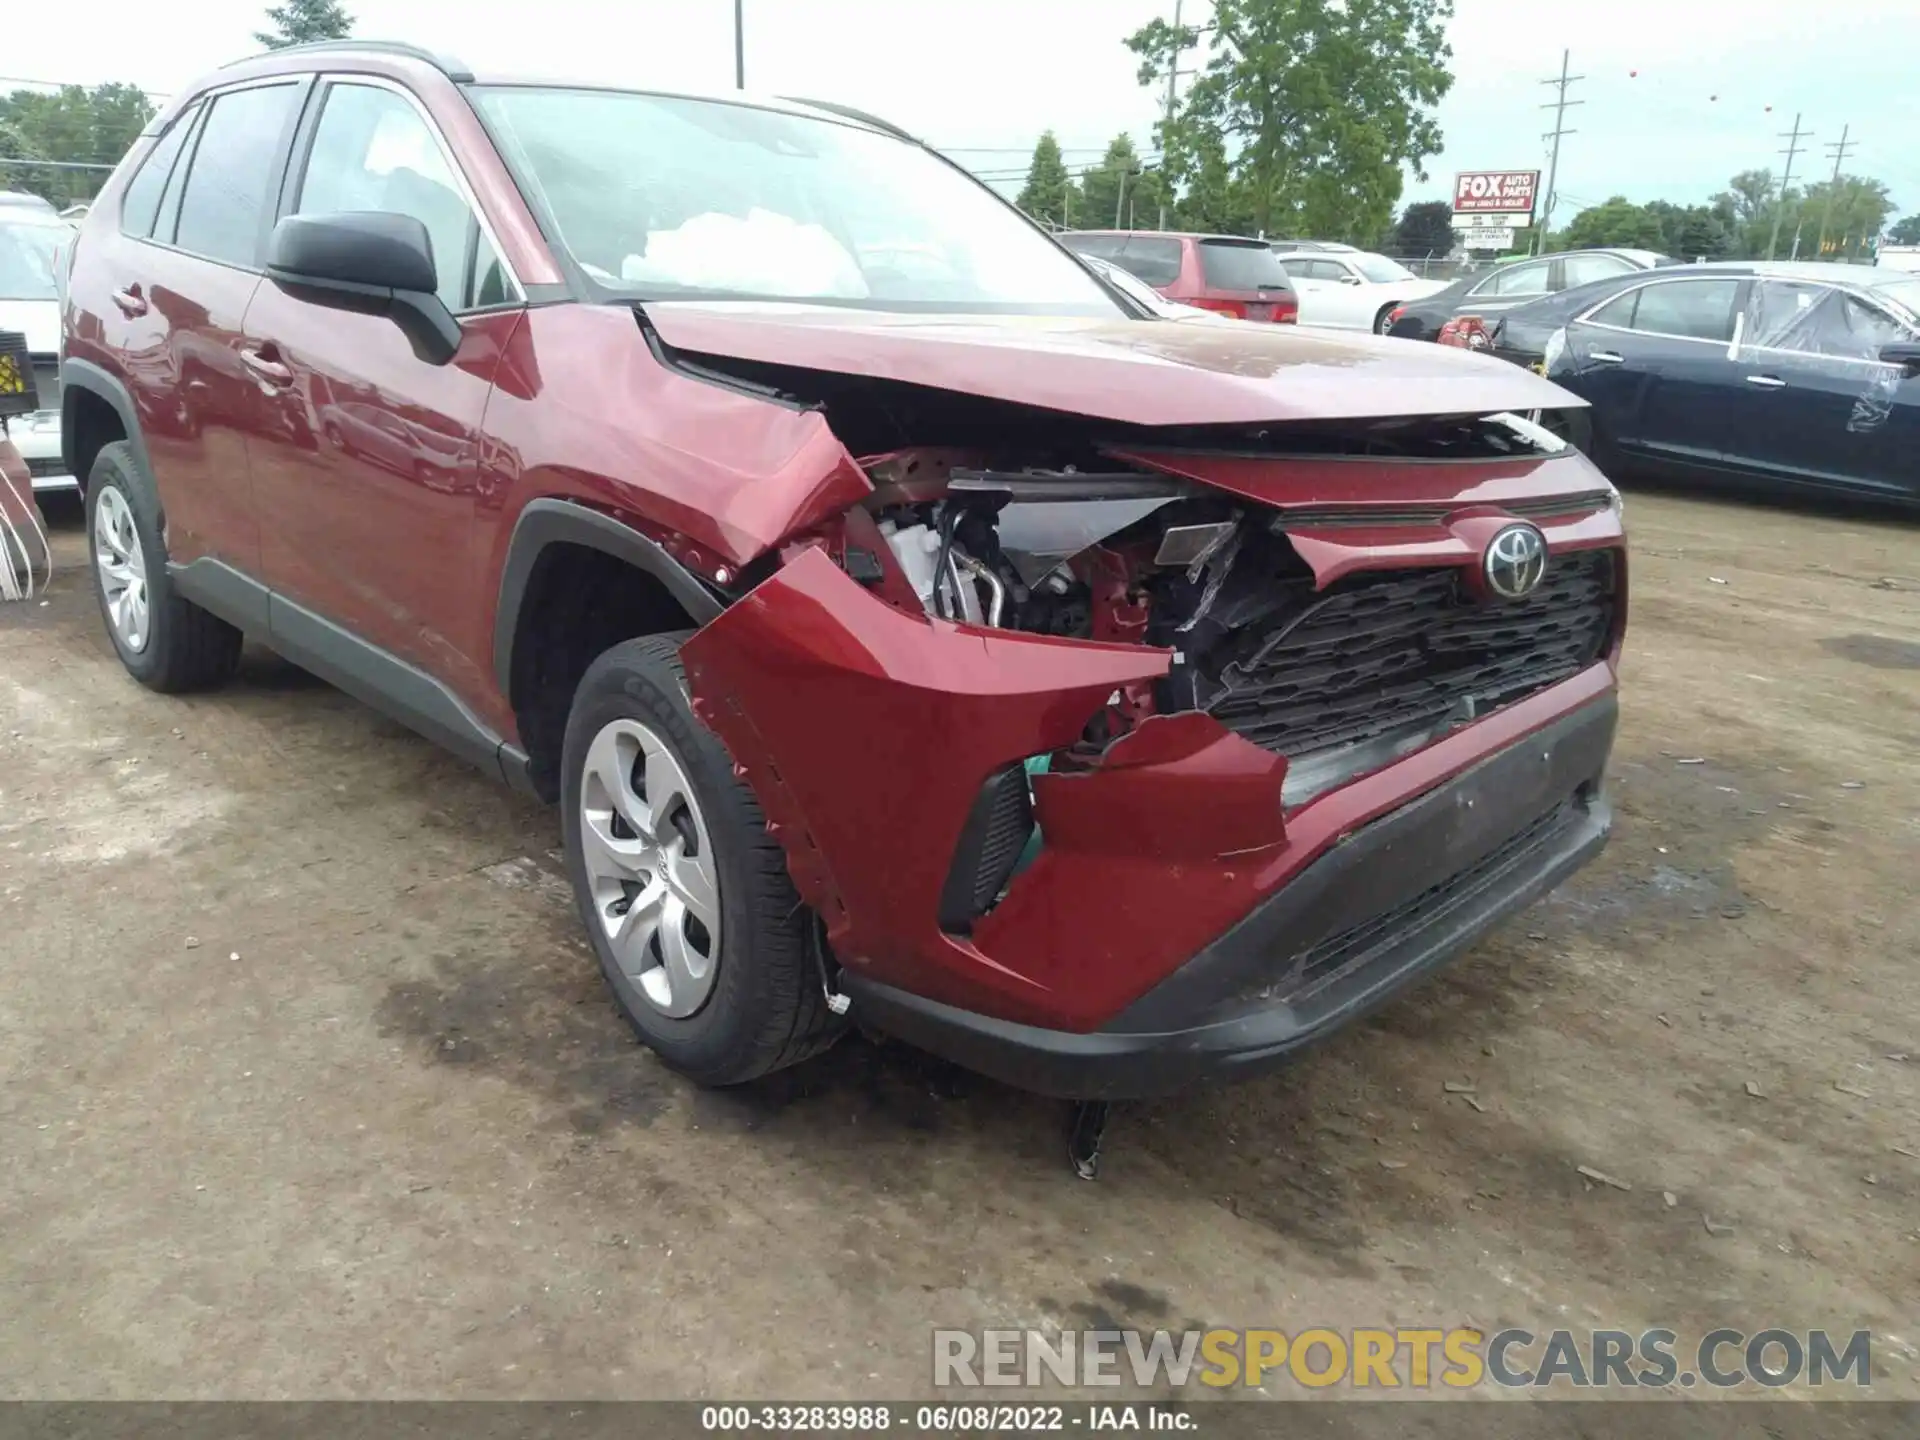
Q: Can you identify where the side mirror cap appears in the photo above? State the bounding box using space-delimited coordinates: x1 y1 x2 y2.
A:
266 212 461 366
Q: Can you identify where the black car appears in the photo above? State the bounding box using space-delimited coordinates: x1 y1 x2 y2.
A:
1509 263 1920 505
1387 248 1673 342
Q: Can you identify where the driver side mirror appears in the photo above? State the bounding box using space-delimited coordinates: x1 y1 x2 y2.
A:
1340 273 1363 285
1880 341 1920 377
266 212 462 366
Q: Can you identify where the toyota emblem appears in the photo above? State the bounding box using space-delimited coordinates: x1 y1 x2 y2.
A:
1483 523 1549 600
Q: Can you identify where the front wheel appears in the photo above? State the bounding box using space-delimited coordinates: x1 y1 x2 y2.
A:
560 634 844 1086
1374 303 1399 335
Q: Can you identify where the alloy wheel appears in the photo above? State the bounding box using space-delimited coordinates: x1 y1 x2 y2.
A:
578 717 723 1018
93 487 150 653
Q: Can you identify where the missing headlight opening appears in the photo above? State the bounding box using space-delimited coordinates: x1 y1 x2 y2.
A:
843 431 1618 809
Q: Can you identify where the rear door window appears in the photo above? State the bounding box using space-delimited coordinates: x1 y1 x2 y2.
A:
1477 260 1551 297
1562 253 1635 287
119 102 202 239
173 82 301 266
1102 237 1183 287
1198 239 1290 291
1625 279 1741 342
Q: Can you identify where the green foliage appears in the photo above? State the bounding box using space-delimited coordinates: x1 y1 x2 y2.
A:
1889 215 1920 246
0 84 155 207
255 0 353 49
1079 134 1144 229
1800 175 1895 260
1128 0 1454 242
1561 196 1668 251
1393 199 1455 255
1015 132 1072 227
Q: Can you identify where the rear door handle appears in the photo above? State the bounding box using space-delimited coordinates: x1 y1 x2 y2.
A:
1588 350 1625 365
110 285 147 318
240 347 293 388
1745 374 1787 389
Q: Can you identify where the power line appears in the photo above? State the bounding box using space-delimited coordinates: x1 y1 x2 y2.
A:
1815 123 1855 258
0 73 169 98
1766 112 1811 260
1536 48 1585 244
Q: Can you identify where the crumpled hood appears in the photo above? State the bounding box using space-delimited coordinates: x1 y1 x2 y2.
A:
642 300 1583 428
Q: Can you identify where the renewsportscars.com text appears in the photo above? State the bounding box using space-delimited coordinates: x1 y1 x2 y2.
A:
933 1327 1873 1391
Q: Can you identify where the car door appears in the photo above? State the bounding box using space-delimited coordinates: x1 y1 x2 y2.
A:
240 76 522 696
1558 275 1746 468
82 80 308 573
1728 279 1919 499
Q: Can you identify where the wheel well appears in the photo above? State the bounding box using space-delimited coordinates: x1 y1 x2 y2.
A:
65 386 126 495
508 541 699 801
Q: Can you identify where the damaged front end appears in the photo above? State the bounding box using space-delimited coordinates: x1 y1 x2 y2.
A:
676 343 1626 1081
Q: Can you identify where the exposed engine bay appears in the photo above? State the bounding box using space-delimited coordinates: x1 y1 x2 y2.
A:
845 439 1620 802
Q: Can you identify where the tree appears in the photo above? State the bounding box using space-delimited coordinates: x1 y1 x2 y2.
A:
0 83 155 207
1666 205 1734 261
1799 175 1895 260
1561 196 1668 251
255 0 353 49
1128 0 1454 242
1392 199 1454 256
1015 132 1073 228
1079 134 1144 230
1889 215 1920 246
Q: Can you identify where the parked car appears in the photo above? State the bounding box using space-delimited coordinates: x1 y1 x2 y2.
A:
1387 249 1674 342
62 42 1624 1101
1265 239 1359 255
1271 248 1450 333
0 206 76 495
1077 253 1229 323
1508 263 1918 506
1058 229 1299 322
0 190 59 214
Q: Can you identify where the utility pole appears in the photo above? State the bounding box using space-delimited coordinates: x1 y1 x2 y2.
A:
1115 167 1129 228
1537 49 1585 249
1766 112 1810 261
734 0 745 89
1816 123 1855 260
1158 0 1183 230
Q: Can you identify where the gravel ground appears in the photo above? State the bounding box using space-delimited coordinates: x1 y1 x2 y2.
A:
2 489 1916 1403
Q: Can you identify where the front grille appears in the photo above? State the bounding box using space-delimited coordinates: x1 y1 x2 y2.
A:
1207 548 1617 759
1286 798 1578 1001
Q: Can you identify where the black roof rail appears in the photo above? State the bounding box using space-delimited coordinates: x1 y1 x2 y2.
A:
780 97 917 143
222 39 474 83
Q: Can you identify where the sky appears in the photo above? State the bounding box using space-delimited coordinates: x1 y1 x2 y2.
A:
6 0 1916 230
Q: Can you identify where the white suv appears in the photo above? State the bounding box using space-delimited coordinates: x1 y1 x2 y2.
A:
0 207 76 496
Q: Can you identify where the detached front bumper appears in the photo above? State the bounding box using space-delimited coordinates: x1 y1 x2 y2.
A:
840 696 1613 1098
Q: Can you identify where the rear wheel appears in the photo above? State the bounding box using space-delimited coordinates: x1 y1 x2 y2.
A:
85 442 242 692
1374 303 1398 334
560 635 844 1086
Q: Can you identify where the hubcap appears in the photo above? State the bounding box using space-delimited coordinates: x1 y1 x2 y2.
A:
93 487 150 653
579 718 722 1019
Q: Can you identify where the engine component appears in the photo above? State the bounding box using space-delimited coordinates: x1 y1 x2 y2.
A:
880 519 982 624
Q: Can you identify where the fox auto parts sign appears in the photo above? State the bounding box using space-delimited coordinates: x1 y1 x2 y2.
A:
1454 170 1540 217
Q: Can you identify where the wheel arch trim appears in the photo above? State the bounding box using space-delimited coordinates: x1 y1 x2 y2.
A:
492 497 725 699
59 357 152 490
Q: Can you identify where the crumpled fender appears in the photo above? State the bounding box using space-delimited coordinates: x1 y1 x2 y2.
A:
682 545 1176 1023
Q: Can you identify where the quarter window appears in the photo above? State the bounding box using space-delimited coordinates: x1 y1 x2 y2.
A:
119 102 201 239
173 83 301 266
294 82 506 313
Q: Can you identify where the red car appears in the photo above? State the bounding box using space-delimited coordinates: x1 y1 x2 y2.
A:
60 43 1624 1100
1061 230 1299 322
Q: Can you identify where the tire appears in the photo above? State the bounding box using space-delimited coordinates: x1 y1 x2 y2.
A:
1374 303 1398 335
85 441 242 693
560 634 844 1086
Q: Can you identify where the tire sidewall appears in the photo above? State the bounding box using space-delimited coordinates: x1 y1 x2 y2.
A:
85 445 170 684
560 642 792 1077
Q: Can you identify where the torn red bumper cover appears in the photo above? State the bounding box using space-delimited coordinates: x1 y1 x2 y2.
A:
683 535 1617 1100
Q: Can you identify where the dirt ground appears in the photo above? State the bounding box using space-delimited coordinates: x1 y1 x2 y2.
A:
2 488 1916 1403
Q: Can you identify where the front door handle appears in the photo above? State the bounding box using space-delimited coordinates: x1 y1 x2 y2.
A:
240 347 293 388
1588 350 1625 365
110 285 147 318
1745 374 1787 389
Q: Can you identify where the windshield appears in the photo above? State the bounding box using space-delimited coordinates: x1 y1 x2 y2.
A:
1354 253 1417 283
0 218 67 301
470 87 1122 315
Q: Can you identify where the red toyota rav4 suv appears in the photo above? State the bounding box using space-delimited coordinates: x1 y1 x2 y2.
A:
60 43 1624 1100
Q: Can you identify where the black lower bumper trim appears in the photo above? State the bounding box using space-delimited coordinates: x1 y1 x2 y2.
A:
843 695 1616 1099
